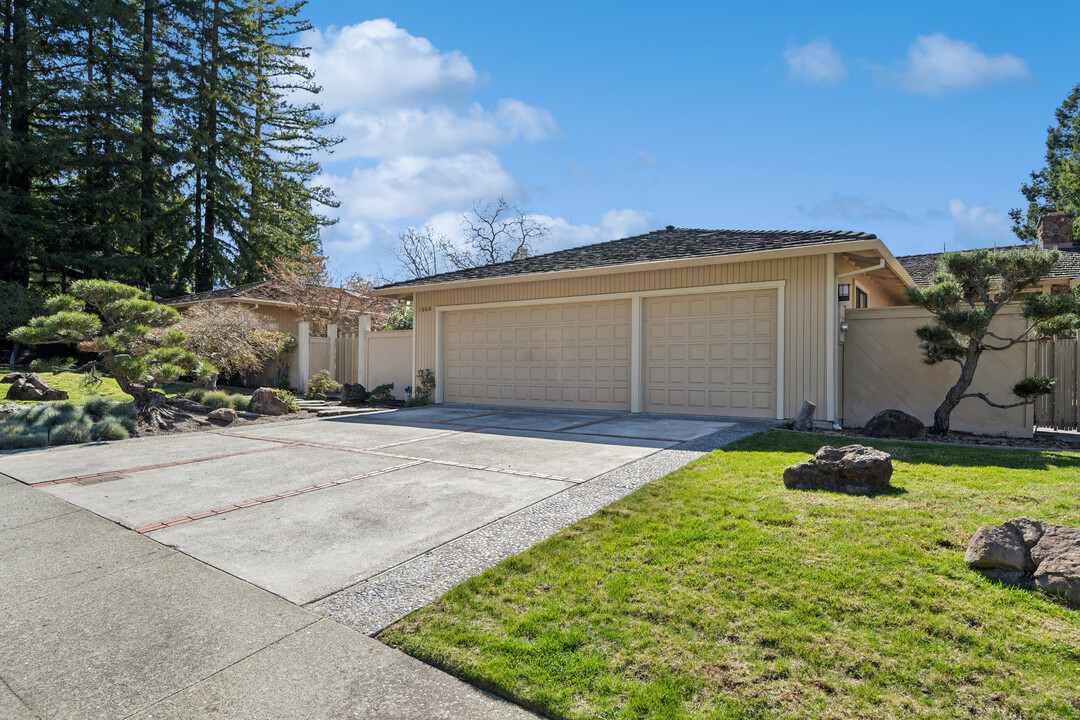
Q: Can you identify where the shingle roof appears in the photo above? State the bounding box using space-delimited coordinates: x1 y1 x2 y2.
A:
376 227 880 291
897 246 1080 286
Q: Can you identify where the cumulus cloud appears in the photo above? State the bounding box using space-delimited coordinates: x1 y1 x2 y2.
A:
879 33 1029 95
303 20 477 110
797 193 918 224
783 39 846 85
947 199 1013 247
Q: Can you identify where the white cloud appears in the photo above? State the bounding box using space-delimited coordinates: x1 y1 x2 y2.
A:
334 99 556 160
783 39 846 85
947 199 1013 247
881 33 1029 95
304 20 477 111
797 193 918 224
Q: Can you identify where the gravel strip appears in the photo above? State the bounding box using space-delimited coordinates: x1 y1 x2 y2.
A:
310 419 777 636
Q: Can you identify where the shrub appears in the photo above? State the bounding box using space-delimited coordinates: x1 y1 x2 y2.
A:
90 416 131 441
406 369 435 406
30 357 76 373
83 396 115 420
226 393 251 411
51 419 91 445
25 404 68 431
368 383 395 404
275 388 299 412
109 401 137 419
185 387 208 404
0 430 49 450
200 390 231 409
307 369 342 398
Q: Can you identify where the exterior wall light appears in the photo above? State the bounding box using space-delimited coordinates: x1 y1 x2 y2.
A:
837 283 851 302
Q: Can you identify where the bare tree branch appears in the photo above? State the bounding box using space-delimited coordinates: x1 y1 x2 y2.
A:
394 227 446 279
961 392 1032 410
449 196 549 270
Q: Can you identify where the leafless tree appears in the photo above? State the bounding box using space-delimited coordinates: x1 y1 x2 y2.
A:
447 196 549 270
394 227 446 279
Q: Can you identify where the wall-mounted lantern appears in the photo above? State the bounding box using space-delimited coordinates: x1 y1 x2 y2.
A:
837 283 851 302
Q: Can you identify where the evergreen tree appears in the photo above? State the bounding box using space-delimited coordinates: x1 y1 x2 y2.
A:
1011 84 1080 243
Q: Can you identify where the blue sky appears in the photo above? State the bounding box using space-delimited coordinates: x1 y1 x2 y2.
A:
300 0 1080 279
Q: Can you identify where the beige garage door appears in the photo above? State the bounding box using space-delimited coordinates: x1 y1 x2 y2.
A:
644 290 777 417
443 300 631 410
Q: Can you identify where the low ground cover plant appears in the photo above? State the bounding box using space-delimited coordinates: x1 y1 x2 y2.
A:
0 398 136 449
382 432 1080 720
184 387 251 411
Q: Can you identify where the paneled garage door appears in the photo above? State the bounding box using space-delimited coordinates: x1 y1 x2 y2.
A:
644 290 777 417
442 300 632 410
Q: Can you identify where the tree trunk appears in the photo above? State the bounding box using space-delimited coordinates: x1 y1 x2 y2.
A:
197 0 219 293
5 0 29 285
139 0 155 286
108 361 191 430
930 345 983 435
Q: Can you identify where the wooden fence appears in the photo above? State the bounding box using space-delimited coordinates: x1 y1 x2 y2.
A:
1034 336 1079 431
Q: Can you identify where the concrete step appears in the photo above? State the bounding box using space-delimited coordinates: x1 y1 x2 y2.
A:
316 407 369 418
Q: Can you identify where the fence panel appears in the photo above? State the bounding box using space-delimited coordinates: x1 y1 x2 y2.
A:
337 332 358 385
1035 337 1079 431
309 337 331 378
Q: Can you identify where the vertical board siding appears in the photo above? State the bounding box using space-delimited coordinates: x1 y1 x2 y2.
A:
337 332 358 385
410 255 836 420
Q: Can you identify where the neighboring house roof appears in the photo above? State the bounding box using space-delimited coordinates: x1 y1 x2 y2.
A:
163 280 366 308
897 246 1080 287
376 227 882 291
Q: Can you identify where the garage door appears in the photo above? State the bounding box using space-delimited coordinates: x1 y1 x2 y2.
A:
644 290 777 417
443 300 632 410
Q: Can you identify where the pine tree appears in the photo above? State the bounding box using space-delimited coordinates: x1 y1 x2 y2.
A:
1011 84 1080 243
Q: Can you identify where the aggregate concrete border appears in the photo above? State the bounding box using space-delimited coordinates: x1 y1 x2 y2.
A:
311 419 778 636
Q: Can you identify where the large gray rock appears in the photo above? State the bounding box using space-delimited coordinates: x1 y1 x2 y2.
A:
341 383 369 405
966 518 1080 604
250 387 290 416
207 407 238 424
864 409 927 441
5 373 68 401
2 371 27 383
782 444 893 495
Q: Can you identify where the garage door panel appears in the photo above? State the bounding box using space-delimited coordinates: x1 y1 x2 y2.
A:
645 290 777 418
443 299 632 411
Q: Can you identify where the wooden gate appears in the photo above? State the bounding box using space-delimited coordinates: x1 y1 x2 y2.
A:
1034 336 1079 431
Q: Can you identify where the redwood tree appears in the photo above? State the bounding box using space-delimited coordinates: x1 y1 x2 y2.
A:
907 247 1080 435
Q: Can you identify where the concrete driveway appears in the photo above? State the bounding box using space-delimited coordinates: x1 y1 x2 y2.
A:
2 406 733 606
0 405 759 719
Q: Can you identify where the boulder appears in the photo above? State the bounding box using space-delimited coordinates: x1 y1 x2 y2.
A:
788 400 816 432
966 518 1080 604
313 392 327 402
864 409 928 441
167 397 210 414
2 371 26 383
207 407 238 424
250 387 290 416
5 373 68 402
783 444 893 495
341 383 369 405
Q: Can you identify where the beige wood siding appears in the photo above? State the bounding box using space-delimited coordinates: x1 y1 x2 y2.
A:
443 300 631 410
644 290 776 416
411 254 833 420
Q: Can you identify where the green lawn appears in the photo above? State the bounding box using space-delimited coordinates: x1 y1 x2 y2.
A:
381 432 1080 720
2 371 200 406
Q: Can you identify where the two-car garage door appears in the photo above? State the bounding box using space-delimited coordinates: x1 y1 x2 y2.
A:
441 289 777 417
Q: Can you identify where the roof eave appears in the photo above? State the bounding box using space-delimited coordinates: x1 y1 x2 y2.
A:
372 239 889 298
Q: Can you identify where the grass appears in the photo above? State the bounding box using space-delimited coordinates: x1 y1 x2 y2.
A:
381 432 1080 720
0 371 190 405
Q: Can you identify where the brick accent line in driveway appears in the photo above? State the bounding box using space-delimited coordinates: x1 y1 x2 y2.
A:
30 444 291 487
134 460 425 533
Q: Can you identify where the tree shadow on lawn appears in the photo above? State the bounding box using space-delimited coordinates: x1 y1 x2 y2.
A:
728 430 1080 472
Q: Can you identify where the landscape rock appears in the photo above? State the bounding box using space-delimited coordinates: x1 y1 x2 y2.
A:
864 409 928 441
0 402 26 415
167 397 211 413
966 518 1080 604
313 392 327 401
341 383 369 405
207 407 238 424
250 386 289 416
2 371 26 383
5 373 69 402
782 444 893 495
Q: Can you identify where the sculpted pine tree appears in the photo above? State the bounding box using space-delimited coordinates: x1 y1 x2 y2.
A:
906 248 1080 435
8 280 213 428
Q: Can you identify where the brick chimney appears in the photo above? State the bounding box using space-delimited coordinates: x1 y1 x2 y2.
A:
1037 211 1075 249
